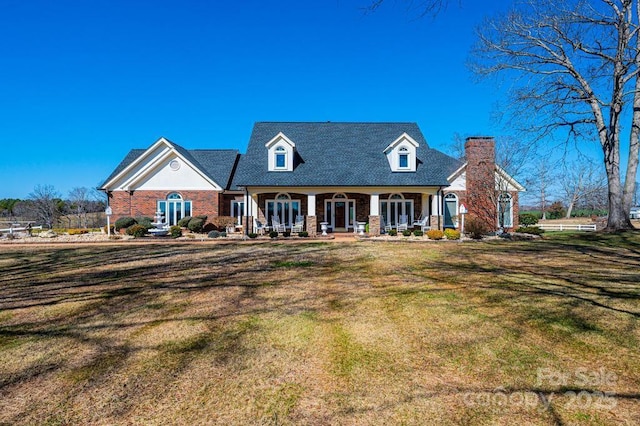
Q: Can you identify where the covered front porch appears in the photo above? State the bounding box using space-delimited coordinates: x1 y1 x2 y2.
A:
240 186 448 236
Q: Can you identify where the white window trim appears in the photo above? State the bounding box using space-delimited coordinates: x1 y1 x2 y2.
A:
498 193 513 228
231 199 245 225
380 194 414 226
384 133 418 172
444 193 458 228
266 132 296 172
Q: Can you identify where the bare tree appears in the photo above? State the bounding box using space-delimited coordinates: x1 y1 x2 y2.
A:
525 157 558 220
365 0 451 17
27 185 62 229
68 187 91 228
473 0 640 231
561 160 607 218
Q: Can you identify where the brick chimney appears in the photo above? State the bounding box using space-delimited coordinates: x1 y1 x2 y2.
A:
465 137 497 231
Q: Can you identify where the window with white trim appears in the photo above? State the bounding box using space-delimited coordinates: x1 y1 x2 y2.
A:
231 200 245 225
380 193 414 226
157 193 192 226
265 193 301 227
398 146 409 169
444 193 458 228
498 193 513 228
274 146 287 169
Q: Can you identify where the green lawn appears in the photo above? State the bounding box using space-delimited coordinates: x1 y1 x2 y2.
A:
0 234 639 425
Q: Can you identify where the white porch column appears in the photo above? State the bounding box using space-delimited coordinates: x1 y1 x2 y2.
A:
431 192 441 215
421 193 430 217
307 194 316 216
370 194 380 216
251 194 259 220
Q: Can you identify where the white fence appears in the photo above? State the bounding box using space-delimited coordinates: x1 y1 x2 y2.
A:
536 224 597 232
0 225 43 234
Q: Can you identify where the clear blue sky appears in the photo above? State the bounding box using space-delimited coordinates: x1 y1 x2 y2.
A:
0 0 515 199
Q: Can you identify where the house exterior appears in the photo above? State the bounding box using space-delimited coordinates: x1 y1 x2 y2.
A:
101 122 524 235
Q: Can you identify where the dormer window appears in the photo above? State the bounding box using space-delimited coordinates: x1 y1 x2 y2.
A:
275 146 286 169
384 132 419 172
266 132 296 172
398 147 409 169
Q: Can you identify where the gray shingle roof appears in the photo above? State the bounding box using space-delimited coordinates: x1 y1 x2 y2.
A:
101 141 239 190
232 122 462 187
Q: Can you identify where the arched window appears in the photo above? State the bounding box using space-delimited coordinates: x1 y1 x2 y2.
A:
332 193 347 199
498 193 513 228
398 146 409 169
444 193 458 228
274 146 287 169
380 193 413 226
266 193 300 227
157 193 192 226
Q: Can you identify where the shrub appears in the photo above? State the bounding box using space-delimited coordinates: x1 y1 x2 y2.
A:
519 213 539 227
135 216 154 230
203 222 216 233
282 231 291 237
248 232 258 239
208 230 222 238
177 216 192 227
426 229 444 240
465 216 489 240
114 216 136 231
170 225 182 238
516 226 545 235
212 216 236 229
388 229 398 236
188 217 205 233
126 224 148 237
67 228 89 235
298 231 309 237
413 230 424 237
444 229 461 240
402 229 412 237
365 223 369 233
269 231 279 238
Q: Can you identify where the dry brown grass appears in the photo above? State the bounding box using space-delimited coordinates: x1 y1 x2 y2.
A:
0 234 639 425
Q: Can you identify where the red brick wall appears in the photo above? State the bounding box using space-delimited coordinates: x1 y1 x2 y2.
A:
465 137 498 231
108 190 221 221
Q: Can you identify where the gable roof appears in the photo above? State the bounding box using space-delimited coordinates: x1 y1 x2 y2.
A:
101 138 239 191
233 122 462 187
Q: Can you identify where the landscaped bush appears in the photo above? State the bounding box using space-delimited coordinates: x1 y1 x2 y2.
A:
177 216 192 227
135 216 154 230
188 217 206 233
402 229 412 237
388 229 397 236
126 224 148 237
519 213 539 227
248 232 258 239
298 231 309 237
426 229 444 240
516 226 545 235
465 216 489 240
203 222 216 233
282 231 291 237
208 230 222 238
67 228 89 235
269 231 279 238
212 216 236 230
170 225 182 238
114 216 136 231
444 229 461 240
413 230 424 237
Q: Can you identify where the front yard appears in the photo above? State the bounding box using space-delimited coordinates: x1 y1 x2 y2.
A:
0 234 639 425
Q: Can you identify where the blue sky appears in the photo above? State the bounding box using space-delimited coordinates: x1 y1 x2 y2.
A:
0 0 517 199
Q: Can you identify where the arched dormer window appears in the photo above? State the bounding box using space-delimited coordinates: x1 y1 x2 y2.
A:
274 146 286 169
384 133 418 172
266 132 296 172
398 147 409 169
